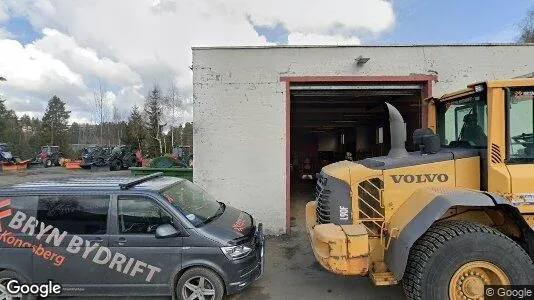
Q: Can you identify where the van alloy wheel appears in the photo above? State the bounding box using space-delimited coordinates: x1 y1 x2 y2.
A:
0 277 23 300
182 276 216 300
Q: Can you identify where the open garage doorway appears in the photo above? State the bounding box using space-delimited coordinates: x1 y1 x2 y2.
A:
284 76 435 232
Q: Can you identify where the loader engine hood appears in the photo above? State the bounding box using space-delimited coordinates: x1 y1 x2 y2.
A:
357 148 481 170
357 102 481 170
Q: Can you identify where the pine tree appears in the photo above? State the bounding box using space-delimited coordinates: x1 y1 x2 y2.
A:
41 96 71 151
0 100 39 159
144 84 164 157
0 100 20 154
68 122 81 144
124 105 146 151
182 122 193 149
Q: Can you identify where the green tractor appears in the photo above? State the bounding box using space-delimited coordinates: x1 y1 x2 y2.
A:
107 145 141 171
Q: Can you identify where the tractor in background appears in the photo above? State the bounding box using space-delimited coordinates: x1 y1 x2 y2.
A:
0 143 16 164
80 146 111 169
107 145 141 171
35 146 62 168
172 146 193 167
0 143 30 171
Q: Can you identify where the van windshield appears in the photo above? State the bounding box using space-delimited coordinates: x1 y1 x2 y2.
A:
437 92 488 148
161 180 223 227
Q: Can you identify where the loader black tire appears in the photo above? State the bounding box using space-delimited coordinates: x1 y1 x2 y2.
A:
402 220 534 300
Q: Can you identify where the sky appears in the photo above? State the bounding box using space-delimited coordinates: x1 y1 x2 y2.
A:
0 0 532 124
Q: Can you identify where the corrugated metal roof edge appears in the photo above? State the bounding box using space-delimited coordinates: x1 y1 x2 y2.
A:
192 43 534 50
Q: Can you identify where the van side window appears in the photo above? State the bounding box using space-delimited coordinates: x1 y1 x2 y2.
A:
2 196 38 217
118 197 172 234
37 195 110 235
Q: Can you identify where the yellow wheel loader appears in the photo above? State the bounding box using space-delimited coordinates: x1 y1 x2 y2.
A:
305 79 534 299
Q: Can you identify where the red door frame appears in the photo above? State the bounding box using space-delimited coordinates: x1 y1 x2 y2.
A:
281 75 437 234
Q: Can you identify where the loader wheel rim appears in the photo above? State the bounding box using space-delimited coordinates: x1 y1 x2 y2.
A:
449 261 510 300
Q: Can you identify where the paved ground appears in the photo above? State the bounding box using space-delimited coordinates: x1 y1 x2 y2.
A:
229 182 403 300
0 169 404 299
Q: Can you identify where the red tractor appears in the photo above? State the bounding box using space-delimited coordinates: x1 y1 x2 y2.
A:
36 146 62 168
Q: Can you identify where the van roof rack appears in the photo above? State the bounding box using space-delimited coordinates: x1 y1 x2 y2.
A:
119 172 164 190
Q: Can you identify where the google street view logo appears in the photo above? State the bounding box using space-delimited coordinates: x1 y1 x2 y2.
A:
0 198 12 230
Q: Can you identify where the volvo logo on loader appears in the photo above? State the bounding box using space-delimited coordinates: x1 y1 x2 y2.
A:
390 173 449 184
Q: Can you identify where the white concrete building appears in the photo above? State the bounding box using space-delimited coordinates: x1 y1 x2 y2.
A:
192 44 534 234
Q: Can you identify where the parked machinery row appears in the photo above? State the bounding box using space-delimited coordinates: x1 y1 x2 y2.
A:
0 143 17 164
80 145 141 170
0 143 31 171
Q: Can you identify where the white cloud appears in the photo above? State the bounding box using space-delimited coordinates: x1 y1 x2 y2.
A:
7 95 46 117
288 32 361 45
35 28 142 86
0 39 85 93
0 28 12 39
1 0 395 124
241 0 394 35
115 85 146 110
0 1 9 23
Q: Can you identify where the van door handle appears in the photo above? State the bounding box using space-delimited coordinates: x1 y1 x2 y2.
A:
88 237 103 244
117 237 127 246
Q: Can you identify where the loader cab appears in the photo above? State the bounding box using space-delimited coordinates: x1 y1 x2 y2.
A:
425 85 489 190
428 79 534 200
430 85 488 150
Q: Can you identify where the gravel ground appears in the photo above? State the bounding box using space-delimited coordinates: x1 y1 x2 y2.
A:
0 168 404 299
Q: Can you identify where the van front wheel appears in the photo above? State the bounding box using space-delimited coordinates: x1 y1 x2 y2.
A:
0 270 35 300
176 267 224 300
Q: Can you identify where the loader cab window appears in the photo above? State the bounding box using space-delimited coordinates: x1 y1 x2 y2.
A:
437 92 487 148
507 88 534 163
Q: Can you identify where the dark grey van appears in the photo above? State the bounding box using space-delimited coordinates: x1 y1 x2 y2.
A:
0 173 264 299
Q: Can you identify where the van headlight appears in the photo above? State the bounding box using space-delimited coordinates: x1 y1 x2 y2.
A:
221 245 252 260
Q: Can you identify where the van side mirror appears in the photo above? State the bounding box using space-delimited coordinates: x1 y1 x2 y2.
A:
155 224 180 239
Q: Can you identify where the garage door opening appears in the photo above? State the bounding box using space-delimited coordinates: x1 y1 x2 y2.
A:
287 79 431 231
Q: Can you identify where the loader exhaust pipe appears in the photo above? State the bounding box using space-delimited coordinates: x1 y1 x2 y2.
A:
385 102 409 158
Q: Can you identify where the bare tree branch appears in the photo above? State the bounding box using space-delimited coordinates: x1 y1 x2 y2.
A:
519 8 534 43
164 81 183 148
93 81 108 145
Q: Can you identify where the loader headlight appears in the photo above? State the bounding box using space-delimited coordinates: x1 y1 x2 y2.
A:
221 245 252 260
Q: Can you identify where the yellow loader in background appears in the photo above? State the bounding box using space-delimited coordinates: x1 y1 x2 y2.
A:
306 79 534 299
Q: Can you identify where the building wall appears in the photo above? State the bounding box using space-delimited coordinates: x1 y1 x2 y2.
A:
192 44 534 234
